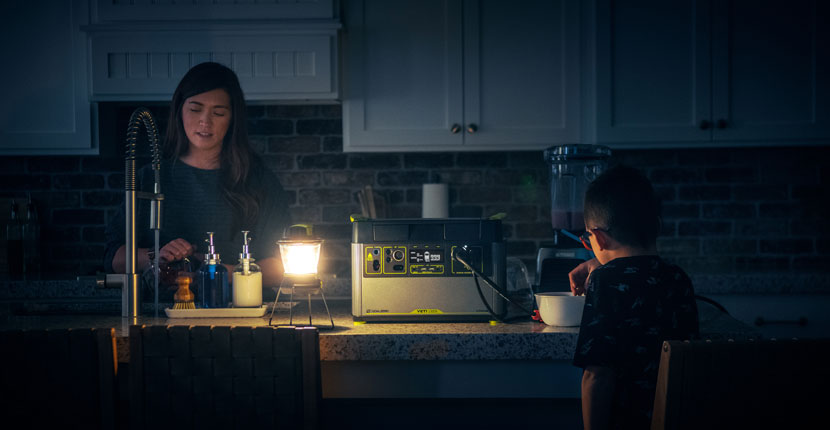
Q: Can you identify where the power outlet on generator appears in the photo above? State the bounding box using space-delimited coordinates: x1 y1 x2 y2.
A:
383 246 407 274
451 246 483 274
365 247 382 274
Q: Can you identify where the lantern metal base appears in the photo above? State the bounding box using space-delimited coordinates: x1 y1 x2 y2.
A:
268 277 334 330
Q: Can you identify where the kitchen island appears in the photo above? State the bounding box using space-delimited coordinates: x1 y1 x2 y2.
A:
0 298 754 399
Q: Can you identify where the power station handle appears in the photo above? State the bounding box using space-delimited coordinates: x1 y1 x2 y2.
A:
450 124 461 134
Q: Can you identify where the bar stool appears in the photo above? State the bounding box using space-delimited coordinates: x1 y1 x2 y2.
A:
129 325 321 430
651 338 830 429
0 328 117 429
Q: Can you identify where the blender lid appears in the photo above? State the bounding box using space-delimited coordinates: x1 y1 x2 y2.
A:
544 144 611 162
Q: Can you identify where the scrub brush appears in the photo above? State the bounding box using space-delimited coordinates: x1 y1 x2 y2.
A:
173 275 195 309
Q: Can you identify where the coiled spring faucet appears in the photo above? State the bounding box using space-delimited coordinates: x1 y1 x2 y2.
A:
123 107 163 318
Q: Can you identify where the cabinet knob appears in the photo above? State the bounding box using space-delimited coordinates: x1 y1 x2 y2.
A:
466 123 478 134
699 120 711 130
716 119 728 129
450 124 461 134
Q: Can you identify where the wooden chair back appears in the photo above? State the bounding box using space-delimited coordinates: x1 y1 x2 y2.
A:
0 327 117 429
129 325 321 430
651 338 830 430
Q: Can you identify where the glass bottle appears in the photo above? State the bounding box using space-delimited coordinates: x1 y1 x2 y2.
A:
196 232 230 308
232 231 262 308
142 256 193 302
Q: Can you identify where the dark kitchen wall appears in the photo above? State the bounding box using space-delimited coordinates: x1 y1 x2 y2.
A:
1 104 828 278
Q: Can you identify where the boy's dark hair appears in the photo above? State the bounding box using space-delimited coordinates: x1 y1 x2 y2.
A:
583 165 661 248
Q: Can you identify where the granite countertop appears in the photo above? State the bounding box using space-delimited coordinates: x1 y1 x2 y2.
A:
3 272 829 298
0 298 757 363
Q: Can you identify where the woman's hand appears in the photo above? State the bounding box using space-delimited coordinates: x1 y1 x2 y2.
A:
158 238 196 263
569 258 600 296
112 240 196 274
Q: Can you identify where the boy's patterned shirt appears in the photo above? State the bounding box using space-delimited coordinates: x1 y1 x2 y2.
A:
573 255 699 429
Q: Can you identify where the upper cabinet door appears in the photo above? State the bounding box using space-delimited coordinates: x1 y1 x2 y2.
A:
712 0 830 142
0 0 95 155
595 0 711 145
463 0 581 148
343 0 581 152
596 0 829 147
343 0 465 151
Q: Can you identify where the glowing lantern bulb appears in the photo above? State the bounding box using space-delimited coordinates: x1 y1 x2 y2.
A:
279 241 321 276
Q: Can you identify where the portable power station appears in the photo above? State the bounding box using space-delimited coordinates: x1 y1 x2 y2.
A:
351 218 506 322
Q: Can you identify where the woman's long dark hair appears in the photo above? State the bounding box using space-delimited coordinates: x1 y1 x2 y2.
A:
163 62 264 233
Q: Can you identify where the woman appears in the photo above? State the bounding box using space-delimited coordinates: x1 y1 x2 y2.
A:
104 62 291 289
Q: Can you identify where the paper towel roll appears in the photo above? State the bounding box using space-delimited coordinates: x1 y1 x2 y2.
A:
422 183 449 218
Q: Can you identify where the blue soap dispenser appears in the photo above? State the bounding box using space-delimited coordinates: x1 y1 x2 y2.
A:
197 231 230 308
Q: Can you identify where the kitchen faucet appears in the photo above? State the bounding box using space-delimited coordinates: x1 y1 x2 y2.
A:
122 107 164 318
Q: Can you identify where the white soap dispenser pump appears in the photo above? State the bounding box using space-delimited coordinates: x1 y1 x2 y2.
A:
232 231 262 308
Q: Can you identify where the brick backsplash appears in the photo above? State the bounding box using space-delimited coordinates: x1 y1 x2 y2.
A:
1 104 829 278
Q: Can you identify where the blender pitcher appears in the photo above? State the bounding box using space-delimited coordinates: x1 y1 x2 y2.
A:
544 144 611 234
534 144 611 294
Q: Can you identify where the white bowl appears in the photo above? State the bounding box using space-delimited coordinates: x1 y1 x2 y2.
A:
535 292 586 327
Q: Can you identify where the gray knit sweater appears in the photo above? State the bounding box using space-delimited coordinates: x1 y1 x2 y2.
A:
104 158 291 278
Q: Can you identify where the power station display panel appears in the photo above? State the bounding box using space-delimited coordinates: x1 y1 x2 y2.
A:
409 249 443 264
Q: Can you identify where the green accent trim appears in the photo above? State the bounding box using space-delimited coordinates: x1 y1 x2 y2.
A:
364 312 490 316
409 264 445 275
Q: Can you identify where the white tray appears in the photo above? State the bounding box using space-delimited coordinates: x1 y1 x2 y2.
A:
165 305 267 318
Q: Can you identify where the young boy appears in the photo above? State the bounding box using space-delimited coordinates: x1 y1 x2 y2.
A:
570 165 699 429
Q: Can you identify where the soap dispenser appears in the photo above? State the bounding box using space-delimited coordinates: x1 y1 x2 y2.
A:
232 231 262 308
197 232 230 308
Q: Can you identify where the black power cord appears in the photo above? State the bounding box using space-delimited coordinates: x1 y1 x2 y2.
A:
694 294 729 315
451 246 534 323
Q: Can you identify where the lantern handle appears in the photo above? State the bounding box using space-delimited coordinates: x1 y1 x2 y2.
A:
284 223 313 239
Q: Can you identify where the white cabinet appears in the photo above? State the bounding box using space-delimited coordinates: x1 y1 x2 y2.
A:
86 1 340 102
0 0 95 155
343 0 581 152
595 0 830 147
85 0 340 101
88 29 338 102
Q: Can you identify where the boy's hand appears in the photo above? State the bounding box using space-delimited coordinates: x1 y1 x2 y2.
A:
569 258 600 296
